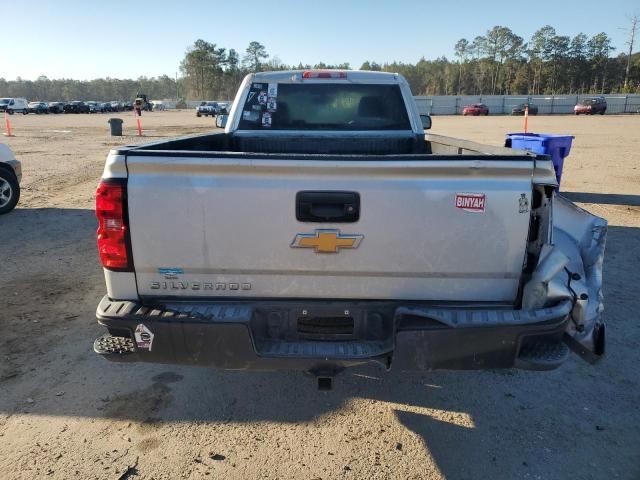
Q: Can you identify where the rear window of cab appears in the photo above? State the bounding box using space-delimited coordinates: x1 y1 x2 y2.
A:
238 83 411 131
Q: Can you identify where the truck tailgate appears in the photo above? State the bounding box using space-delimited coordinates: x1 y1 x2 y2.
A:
126 156 534 302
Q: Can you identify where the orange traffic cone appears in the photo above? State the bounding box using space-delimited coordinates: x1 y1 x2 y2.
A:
3 111 14 137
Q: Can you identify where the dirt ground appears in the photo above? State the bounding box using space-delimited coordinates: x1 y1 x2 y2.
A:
0 111 639 480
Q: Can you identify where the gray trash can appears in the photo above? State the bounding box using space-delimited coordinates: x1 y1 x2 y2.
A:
108 118 123 136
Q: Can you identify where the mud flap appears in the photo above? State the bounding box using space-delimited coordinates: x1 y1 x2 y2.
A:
564 322 606 364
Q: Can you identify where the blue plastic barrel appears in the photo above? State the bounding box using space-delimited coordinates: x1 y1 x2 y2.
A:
506 133 574 187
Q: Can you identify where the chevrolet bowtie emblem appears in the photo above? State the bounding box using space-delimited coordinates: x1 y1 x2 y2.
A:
291 229 364 254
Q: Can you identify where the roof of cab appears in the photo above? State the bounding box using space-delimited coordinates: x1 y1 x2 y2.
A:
251 70 403 84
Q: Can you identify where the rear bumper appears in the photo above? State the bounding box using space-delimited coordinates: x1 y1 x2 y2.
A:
95 296 577 371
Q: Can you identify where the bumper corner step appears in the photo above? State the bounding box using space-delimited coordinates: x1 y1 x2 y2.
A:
515 339 570 370
94 334 137 359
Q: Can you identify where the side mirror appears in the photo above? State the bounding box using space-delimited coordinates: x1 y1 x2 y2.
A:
420 114 432 130
216 114 228 129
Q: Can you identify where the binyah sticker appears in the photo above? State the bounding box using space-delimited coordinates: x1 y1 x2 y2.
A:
262 112 272 128
252 83 263 89
267 83 278 97
134 324 154 351
258 91 268 105
455 193 486 212
267 97 277 112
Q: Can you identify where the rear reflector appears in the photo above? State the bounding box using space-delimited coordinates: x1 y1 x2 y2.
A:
302 70 347 79
96 180 132 271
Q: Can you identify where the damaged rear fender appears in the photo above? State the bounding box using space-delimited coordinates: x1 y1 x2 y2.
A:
522 194 607 362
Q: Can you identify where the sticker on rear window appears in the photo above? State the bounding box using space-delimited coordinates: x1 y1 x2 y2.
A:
243 110 260 123
267 97 277 112
268 83 278 97
258 91 268 105
455 193 486 212
262 112 272 128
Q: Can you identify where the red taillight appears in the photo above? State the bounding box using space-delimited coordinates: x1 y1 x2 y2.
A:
302 70 347 79
96 180 132 270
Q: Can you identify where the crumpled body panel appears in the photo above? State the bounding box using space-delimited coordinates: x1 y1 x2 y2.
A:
522 194 607 361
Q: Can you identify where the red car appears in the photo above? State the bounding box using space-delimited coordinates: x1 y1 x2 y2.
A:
574 97 607 115
462 103 489 116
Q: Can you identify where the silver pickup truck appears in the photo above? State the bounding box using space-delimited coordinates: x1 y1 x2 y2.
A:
94 70 607 382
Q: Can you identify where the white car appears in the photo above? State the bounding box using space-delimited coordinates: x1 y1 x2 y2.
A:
0 143 21 214
0 98 29 115
196 101 221 117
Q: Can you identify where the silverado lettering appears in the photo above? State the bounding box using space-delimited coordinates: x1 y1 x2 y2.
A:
150 282 252 291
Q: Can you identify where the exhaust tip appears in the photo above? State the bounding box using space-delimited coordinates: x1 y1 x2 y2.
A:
318 377 333 391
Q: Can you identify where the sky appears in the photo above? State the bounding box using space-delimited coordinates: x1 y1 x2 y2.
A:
2 0 638 80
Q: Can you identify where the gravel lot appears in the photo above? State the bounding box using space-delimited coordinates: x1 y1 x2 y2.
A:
1 111 639 480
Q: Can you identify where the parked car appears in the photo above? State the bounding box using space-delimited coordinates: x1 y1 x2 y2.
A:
0 143 21 214
64 101 90 113
575 97 607 115
196 101 222 117
462 103 489 116
152 101 166 111
27 102 49 114
512 103 538 115
87 101 105 113
121 101 133 112
48 102 66 114
94 70 607 381
109 101 122 112
0 98 29 115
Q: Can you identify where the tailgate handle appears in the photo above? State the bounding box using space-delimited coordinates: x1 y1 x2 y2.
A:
296 191 360 223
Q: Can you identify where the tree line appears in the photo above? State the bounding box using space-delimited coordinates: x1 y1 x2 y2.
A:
179 26 639 98
178 39 351 100
1 24 638 102
398 25 640 96
0 75 178 102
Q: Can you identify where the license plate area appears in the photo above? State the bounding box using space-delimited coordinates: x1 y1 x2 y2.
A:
297 315 355 339
251 302 395 344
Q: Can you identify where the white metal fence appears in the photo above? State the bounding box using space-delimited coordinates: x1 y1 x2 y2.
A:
181 95 640 114
414 94 640 115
